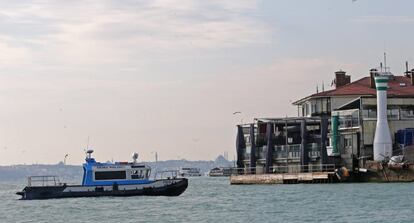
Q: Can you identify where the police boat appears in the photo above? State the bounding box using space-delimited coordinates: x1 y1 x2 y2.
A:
16 150 188 200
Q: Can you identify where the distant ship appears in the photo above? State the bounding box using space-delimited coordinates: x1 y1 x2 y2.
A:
179 167 202 177
16 150 188 200
208 167 233 177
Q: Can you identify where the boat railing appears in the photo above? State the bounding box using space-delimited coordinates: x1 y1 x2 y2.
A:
154 170 180 180
230 164 336 176
27 176 63 187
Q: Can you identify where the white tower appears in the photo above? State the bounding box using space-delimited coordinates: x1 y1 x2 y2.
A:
373 75 392 161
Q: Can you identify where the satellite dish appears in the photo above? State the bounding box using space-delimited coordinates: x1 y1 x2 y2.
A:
86 149 94 154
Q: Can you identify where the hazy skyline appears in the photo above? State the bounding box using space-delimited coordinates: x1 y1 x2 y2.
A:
1 0 414 164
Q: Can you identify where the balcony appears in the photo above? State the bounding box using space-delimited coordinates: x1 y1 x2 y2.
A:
247 143 322 163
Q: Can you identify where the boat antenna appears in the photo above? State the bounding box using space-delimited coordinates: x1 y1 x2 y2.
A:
84 136 93 159
384 52 387 72
86 136 90 150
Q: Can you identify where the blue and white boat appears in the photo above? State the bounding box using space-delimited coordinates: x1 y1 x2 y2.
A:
16 150 188 200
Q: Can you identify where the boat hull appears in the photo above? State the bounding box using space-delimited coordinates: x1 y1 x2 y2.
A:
17 178 188 200
353 161 414 182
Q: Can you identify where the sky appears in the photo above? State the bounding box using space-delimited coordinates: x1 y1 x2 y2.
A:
1 0 414 165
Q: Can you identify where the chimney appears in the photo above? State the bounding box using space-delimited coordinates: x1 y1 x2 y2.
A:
405 61 410 77
334 70 351 88
411 69 414 86
369 68 377 88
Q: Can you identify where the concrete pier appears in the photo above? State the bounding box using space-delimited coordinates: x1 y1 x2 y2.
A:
230 172 335 185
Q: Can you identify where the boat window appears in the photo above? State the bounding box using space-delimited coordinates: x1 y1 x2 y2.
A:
95 171 126 180
131 169 149 179
131 174 141 179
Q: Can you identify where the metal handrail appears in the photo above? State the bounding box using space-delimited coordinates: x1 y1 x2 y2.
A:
231 164 336 176
154 170 180 180
28 175 62 187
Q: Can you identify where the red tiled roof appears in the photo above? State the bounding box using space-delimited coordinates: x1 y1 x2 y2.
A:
293 75 414 105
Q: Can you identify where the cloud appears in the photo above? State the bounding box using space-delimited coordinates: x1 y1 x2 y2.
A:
0 0 271 68
0 0 276 164
0 36 31 67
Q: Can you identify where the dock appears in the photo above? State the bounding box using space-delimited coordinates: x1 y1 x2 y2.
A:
230 164 336 185
230 172 335 184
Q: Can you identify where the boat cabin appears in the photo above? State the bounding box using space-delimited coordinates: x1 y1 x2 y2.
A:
82 150 152 186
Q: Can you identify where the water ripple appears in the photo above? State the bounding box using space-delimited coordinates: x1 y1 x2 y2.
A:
1 178 414 223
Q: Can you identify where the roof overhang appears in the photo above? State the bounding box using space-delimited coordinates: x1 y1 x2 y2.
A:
292 95 328 105
255 117 321 124
335 97 361 111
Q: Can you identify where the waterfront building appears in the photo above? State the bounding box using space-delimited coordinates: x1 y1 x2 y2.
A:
236 67 414 174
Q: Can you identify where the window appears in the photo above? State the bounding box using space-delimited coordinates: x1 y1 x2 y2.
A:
308 98 330 116
301 103 307 116
311 100 318 114
387 108 399 119
327 98 331 112
246 146 251 154
131 169 149 179
363 107 400 119
131 174 141 179
401 106 414 119
131 170 143 179
321 98 327 113
95 171 126 180
362 106 377 118
344 136 352 148
338 112 359 129
245 136 250 143
352 111 359 126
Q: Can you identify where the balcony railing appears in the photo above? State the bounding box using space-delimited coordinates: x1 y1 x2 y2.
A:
245 143 322 161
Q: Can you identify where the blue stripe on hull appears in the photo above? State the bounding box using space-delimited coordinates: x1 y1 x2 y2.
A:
83 179 154 186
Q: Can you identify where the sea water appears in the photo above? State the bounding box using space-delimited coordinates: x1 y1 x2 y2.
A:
1 177 414 223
